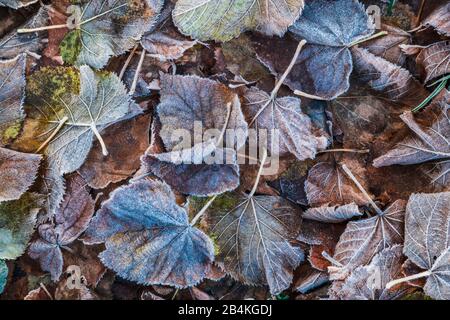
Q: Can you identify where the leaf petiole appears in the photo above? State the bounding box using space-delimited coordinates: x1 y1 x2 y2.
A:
190 195 218 227
318 148 370 154
249 148 268 198
36 116 69 153
386 270 432 289
90 123 108 156
348 31 389 47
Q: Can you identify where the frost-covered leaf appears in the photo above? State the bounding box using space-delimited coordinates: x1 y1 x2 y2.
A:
0 0 36 9
37 160 66 223
0 147 41 202
78 114 151 189
423 2 450 36
416 41 450 83
0 259 6 294
84 179 214 288
329 245 410 300
351 46 429 107
303 203 362 223
35 66 141 175
305 158 369 207
204 192 303 295
329 200 406 280
243 87 328 160
28 174 94 281
373 95 450 168
399 192 450 300
157 73 247 152
58 0 164 68
173 0 305 42
287 0 372 99
141 141 240 196
0 8 48 59
0 193 43 260
0 54 26 147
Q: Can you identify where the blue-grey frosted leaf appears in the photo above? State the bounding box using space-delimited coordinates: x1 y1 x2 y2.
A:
0 54 26 147
243 87 329 160
141 141 240 196
403 192 450 300
62 0 164 68
0 8 48 59
43 66 142 175
84 179 215 288
205 192 304 295
303 203 362 223
0 0 37 9
330 245 410 300
29 174 94 281
0 147 41 203
157 73 248 152
0 193 44 260
0 259 6 294
173 0 305 42
37 160 66 223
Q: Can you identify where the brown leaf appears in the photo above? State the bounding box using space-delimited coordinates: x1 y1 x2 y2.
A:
422 2 450 36
303 203 363 224
416 41 450 83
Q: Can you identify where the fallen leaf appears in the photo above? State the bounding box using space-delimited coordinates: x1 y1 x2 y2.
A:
173 0 305 42
303 203 362 224
416 41 450 83
422 2 450 36
0 0 37 9
0 147 41 202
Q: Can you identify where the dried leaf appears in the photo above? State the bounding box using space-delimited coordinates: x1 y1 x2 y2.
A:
0 147 41 202
84 179 215 288
204 192 303 295
303 203 362 223
173 0 305 42
0 0 37 9
423 2 450 36
28 174 95 281
0 54 26 147
0 193 43 260
416 41 450 83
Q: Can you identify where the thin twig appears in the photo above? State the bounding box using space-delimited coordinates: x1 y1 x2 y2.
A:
318 148 370 154
119 44 138 80
129 48 146 95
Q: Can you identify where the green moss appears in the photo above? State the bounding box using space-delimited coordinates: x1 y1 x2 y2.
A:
60 29 82 66
1 120 22 145
401 291 433 300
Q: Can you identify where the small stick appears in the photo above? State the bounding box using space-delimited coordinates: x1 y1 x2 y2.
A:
348 31 388 47
317 148 370 154
190 195 218 227
249 148 268 198
36 116 69 153
119 44 138 80
39 283 54 300
294 90 328 101
129 48 146 95
386 270 432 289
341 164 384 215
321 251 343 267
90 123 108 156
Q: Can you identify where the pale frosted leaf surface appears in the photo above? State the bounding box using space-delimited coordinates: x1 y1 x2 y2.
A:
0 259 6 294
0 193 43 260
404 192 450 300
29 174 94 281
416 41 450 83
303 203 362 223
0 54 26 147
44 66 141 175
0 148 41 202
329 200 406 280
243 87 328 160
330 245 409 300
141 142 240 196
0 0 37 9
352 47 429 107
157 74 247 151
37 160 66 223
205 192 303 294
0 8 48 59
63 0 164 68
78 114 151 189
84 179 214 288
423 3 450 36
173 0 304 42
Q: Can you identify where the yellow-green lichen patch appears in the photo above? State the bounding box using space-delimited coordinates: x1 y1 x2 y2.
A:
1 120 22 146
60 29 82 66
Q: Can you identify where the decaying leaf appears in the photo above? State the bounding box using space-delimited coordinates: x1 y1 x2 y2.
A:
28 174 95 281
329 199 406 280
173 0 305 42
78 114 151 189
0 147 41 203
329 245 410 300
0 54 26 147
0 0 37 9
422 2 450 36
0 193 43 260
0 260 6 294
303 203 362 224
84 179 215 288
204 191 304 295
416 41 450 83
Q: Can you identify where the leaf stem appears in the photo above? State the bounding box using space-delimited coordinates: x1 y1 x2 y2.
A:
36 116 69 153
129 48 146 95
90 123 108 156
341 164 384 215
321 251 343 267
386 270 432 289
293 90 328 100
249 148 268 198
318 148 370 154
190 195 218 227
348 31 388 47
119 44 138 80
216 102 232 148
